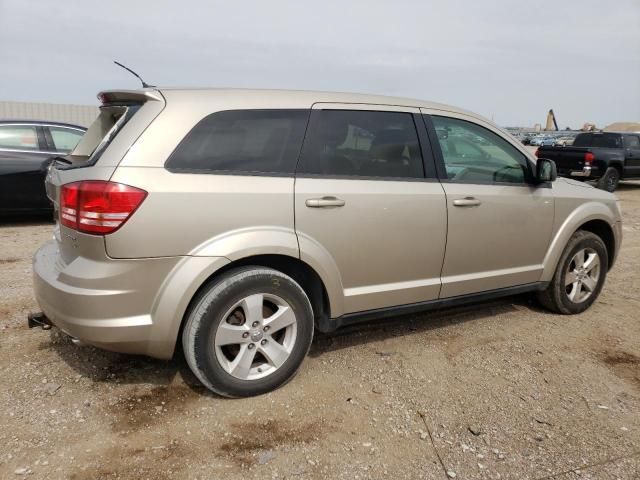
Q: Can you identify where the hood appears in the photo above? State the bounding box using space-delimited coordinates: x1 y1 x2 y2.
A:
556 177 595 189
554 177 618 203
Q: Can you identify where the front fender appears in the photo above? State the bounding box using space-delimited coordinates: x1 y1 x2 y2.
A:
541 202 617 282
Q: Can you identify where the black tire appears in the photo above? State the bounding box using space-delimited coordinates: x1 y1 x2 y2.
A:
596 167 620 192
182 266 314 398
537 230 608 314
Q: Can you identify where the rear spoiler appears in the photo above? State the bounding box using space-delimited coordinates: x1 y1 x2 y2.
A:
97 89 163 105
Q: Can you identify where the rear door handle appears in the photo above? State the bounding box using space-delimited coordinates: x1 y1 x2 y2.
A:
453 197 481 207
305 196 346 208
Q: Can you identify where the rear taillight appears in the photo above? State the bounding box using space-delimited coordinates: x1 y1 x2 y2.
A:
60 181 147 235
584 152 595 163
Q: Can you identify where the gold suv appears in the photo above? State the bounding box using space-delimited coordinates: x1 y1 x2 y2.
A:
32 88 622 397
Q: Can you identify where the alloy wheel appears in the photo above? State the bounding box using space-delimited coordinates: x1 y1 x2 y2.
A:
214 293 298 380
565 247 600 303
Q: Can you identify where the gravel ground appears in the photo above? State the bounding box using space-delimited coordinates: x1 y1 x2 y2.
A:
1 183 639 480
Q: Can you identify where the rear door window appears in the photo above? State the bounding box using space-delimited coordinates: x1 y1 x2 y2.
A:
49 127 85 153
297 110 424 179
166 110 309 175
0 125 40 151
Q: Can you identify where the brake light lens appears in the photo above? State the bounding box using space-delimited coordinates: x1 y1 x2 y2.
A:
60 181 147 234
584 152 595 163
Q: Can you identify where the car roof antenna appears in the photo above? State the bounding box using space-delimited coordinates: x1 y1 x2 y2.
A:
113 61 155 88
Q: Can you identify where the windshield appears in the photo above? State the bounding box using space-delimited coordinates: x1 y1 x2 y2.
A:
573 133 622 148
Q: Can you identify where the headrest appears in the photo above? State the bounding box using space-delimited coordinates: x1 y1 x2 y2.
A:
370 128 408 160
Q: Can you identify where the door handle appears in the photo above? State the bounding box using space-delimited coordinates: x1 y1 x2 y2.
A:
453 197 481 207
305 196 346 208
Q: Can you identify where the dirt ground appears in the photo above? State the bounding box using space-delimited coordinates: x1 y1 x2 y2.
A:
1 183 639 480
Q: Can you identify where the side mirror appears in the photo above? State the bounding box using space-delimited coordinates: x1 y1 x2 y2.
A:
535 158 557 184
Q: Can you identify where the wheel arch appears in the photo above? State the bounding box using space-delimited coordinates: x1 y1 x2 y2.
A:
577 219 616 269
167 254 333 359
611 162 624 180
541 206 618 282
205 254 332 323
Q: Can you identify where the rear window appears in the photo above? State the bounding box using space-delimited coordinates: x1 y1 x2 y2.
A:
165 109 309 175
573 133 622 148
59 104 140 168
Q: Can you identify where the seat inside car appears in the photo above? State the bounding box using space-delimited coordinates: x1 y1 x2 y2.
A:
318 118 356 176
368 128 421 178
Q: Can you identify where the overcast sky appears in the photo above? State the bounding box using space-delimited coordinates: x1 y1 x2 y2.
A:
1 0 638 128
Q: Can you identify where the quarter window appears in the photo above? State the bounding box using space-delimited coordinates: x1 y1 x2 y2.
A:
166 110 309 174
0 125 39 151
49 127 84 153
626 135 640 148
431 116 529 184
297 110 424 179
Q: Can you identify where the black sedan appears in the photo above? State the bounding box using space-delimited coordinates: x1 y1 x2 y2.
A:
0 121 85 214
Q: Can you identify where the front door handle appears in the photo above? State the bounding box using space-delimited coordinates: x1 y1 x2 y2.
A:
453 197 481 207
305 196 346 208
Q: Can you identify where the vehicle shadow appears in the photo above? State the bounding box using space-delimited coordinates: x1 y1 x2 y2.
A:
0 213 53 227
45 329 189 387
617 181 640 191
309 293 540 357
44 292 542 396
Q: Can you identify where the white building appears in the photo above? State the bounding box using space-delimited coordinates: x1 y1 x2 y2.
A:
0 101 99 128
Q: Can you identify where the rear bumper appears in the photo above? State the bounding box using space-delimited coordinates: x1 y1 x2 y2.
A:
569 165 591 178
32 239 181 358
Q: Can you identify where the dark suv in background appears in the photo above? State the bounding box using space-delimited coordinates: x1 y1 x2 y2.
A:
0 120 85 214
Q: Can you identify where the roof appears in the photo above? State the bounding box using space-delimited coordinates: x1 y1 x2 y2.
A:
153 87 479 117
581 130 639 136
0 119 86 130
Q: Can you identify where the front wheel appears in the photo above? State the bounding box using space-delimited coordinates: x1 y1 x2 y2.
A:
537 230 608 314
597 167 620 192
182 267 314 397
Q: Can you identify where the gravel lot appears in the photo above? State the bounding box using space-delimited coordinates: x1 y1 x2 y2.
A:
1 183 639 480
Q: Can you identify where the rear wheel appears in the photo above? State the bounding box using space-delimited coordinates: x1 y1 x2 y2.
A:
537 230 608 314
597 167 620 192
182 267 314 397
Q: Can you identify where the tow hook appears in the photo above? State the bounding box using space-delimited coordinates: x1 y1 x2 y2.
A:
27 312 52 330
